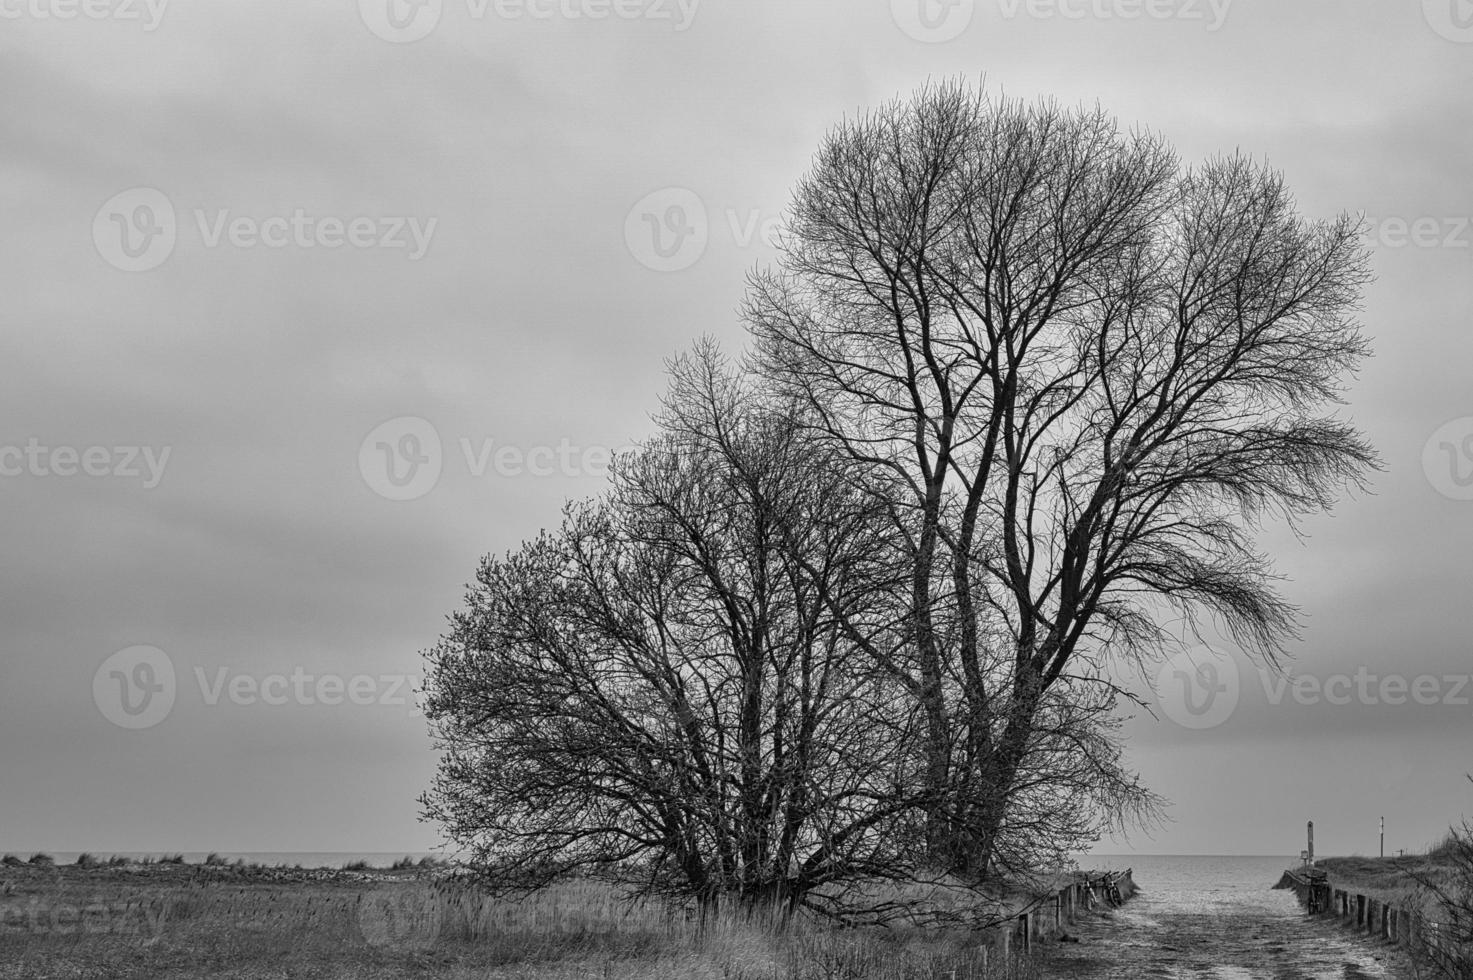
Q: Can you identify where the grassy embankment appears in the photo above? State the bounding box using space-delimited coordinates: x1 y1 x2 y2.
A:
0 853 1051 980
1315 833 1469 916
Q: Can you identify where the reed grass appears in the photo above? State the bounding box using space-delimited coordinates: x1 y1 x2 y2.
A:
0 864 1036 979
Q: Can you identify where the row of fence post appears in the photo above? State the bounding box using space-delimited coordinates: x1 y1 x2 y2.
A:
1283 867 1438 956
992 869 1133 959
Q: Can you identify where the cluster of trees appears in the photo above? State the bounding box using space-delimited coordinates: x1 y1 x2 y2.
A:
421 81 1374 921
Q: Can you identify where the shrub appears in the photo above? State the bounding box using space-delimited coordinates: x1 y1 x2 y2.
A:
28 853 55 866
75 852 100 868
1 855 23 867
1400 786 1473 978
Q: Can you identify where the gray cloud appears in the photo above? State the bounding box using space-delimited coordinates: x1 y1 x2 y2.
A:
2 0 1469 856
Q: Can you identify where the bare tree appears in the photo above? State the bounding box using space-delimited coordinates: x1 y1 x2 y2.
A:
746 80 1375 876
421 344 917 918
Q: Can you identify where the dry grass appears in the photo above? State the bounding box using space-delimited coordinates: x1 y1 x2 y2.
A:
1316 852 1462 915
0 861 1039 979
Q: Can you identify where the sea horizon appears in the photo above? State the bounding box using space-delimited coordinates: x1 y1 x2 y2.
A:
0 850 455 869
1 850 1313 871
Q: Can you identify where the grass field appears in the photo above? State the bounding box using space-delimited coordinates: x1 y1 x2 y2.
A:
0 855 1042 979
1317 834 1470 914
1311 833 1473 977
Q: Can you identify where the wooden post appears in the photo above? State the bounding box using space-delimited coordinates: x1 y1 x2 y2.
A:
1356 894 1366 928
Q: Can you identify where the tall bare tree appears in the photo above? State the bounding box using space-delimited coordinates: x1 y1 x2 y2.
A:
746 81 1376 876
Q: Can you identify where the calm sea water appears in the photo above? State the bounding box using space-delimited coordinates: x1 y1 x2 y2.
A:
1042 855 1414 979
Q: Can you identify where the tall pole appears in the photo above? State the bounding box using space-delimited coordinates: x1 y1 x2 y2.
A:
1380 817 1384 858
1307 820 1314 866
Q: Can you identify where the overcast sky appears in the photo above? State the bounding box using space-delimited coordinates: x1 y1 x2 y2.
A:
2 0 1470 860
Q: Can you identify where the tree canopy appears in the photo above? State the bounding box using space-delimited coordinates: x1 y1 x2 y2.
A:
422 81 1375 915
